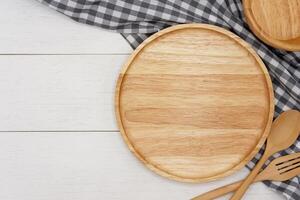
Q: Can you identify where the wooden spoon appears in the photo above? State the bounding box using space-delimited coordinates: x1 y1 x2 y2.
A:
230 110 300 200
192 152 300 200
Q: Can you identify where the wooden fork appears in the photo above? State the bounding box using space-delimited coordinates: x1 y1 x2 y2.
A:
192 152 300 200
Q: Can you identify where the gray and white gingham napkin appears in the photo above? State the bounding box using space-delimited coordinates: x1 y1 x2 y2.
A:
38 0 300 199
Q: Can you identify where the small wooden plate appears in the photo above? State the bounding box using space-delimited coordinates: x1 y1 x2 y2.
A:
115 24 274 183
244 0 300 51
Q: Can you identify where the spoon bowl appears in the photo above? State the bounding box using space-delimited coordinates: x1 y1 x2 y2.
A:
231 110 300 200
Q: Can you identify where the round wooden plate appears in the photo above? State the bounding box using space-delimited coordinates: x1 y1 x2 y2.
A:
244 0 300 51
115 24 274 183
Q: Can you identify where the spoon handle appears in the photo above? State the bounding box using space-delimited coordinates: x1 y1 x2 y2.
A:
230 153 269 200
191 181 242 200
191 172 265 200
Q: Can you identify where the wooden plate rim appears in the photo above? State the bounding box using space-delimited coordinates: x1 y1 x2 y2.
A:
115 23 274 183
243 0 300 51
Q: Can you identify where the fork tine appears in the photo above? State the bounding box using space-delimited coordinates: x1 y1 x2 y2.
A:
271 164 300 182
275 153 300 166
280 162 300 175
278 157 300 170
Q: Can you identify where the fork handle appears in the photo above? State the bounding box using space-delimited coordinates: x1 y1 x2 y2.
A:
191 181 242 200
230 153 269 200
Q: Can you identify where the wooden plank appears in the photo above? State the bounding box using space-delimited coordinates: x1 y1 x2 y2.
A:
0 1 284 200
0 55 127 131
0 132 283 200
0 0 132 54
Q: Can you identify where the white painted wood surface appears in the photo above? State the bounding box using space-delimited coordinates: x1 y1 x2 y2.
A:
0 55 126 131
0 0 131 54
0 0 284 199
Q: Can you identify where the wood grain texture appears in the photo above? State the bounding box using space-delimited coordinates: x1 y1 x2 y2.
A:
244 0 300 51
0 132 282 200
230 110 300 200
192 152 300 200
116 24 274 182
0 0 284 199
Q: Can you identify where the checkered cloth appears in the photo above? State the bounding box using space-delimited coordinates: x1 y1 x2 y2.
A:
38 0 300 199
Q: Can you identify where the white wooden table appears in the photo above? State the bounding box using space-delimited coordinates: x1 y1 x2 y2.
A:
0 1 285 199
